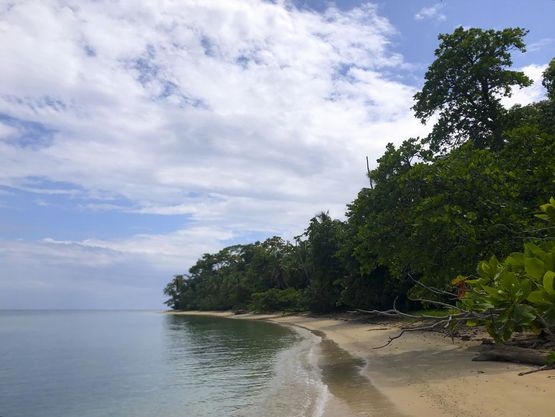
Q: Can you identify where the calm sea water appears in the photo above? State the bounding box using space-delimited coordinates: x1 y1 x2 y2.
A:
0 311 326 417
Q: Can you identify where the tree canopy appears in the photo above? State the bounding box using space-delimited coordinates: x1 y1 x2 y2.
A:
543 58 555 101
413 27 532 152
164 26 555 343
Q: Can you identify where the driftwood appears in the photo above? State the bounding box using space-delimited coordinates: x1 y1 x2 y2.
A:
353 275 555 371
473 344 551 366
352 294 483 348
355 301 555 370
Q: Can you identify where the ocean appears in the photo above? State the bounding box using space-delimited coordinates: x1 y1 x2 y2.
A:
0 311 327 417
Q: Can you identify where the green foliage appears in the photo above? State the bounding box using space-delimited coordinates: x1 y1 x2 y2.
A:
536 197 555 223
163 28 555 325
413 27 531 152
302 212 346 312
459 199 555 341
163 275 187 310
348 138 539 294
543 58 555 101
249 288 305 312
162 219 348 313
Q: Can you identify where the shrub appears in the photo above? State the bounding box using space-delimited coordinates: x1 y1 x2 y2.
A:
459 198 555 341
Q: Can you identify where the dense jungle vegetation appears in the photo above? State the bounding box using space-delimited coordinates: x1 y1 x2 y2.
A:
164 27 555 340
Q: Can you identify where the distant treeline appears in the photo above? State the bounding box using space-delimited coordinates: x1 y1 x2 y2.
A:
164 27 555 314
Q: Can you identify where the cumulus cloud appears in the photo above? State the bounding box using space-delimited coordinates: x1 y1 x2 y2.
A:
502 64 548 108
0 0 429 307
414 3 446 22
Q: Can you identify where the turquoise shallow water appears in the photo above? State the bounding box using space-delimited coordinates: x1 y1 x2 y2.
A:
0 311 325 417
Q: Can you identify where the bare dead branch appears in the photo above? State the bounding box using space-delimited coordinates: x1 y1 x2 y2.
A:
372 320 448 349
409 298 463 311
518 365 553 376
408 273 458 298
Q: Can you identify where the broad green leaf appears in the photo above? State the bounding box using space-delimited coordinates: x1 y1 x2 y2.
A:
524 243 548 260
478 260 491 278
498 271 518 289
505 252 525 268
512 304 536 325
545 253 555 272
482 285 503 299
543 271 555 295
525 257 545 281
527 290 550 305
515 278 532 300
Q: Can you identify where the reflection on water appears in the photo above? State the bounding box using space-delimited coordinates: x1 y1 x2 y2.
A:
0 311 405 417
164 315 327 417
0 311 305 417
163 314 300 416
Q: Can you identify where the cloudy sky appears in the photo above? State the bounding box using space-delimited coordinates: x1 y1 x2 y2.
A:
0 0 553 309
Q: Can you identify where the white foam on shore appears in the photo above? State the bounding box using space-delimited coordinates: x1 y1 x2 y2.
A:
238 325 329 417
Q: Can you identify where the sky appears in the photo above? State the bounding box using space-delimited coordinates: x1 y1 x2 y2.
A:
0 0 553 309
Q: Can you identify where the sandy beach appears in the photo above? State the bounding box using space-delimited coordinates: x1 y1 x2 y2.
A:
170 311 555 417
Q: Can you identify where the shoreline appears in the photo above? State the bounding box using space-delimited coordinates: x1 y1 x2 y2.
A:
168 311 555 417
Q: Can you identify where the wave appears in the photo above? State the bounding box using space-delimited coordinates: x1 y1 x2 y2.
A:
238 325 328 417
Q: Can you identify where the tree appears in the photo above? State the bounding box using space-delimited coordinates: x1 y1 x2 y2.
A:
413 27 532 152
350 140 526 293
543 58 555 101
303 212 346 312
163 275 187 309
163 29 555 324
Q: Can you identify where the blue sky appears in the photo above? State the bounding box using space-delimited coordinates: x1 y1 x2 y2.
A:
0 0 553 309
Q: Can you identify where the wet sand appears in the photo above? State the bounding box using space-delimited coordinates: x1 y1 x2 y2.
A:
169 311 555 417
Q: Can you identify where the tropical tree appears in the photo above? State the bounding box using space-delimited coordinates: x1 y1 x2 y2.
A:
163 29 555 330
413 27 532 152
303 212 346 312
163 275 187 309
543 58 555 101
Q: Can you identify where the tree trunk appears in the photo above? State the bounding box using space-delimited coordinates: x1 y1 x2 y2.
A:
473 344 552 366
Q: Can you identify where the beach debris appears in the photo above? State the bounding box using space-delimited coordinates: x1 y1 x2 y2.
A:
473 344 553 367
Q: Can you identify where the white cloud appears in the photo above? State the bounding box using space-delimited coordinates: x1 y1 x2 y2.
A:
502 64 548 108
42 225 232 271
0 0 430 307
0 122 18 140
414 3 446 22
0 227 231 308
0 242 162 309
0 0 427 223
528 38 554 53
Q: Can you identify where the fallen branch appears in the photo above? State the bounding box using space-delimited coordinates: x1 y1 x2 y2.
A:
356 296 461 321
473 345 552 366
372 320 448 349
408 273 458 298
518 365 554 376
409 298 464 312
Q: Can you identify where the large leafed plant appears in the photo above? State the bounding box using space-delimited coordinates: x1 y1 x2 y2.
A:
458 198 555 342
